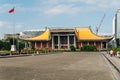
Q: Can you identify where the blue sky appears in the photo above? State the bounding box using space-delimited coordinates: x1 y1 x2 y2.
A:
0 0 120 38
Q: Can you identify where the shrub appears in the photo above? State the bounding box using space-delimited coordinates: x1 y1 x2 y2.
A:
70 46 76 51
40 48 49 53
3 42 11 50
80 45 97 51
116 47 120 51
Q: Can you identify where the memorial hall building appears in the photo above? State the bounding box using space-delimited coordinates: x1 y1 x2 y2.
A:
22 26 112 50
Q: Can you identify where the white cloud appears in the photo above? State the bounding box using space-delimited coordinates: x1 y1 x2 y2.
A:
41 0 120 16
17 6 41 12
0 21 10 28
0 4 10 13
42 0 60 5
0 21 23 29
42 3 84 16
69 0 120 8
44 4 81 15
15 23 24 28
1 0 120 15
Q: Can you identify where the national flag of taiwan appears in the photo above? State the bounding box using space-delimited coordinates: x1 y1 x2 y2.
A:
9 8 14 13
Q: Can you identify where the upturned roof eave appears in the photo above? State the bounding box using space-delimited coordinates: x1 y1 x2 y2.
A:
77 37 113 41
21 28 50 41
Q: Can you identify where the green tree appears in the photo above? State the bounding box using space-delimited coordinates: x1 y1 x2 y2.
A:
17 41 25 50
0 40 3 50
3 42 11 50
9 38 17 45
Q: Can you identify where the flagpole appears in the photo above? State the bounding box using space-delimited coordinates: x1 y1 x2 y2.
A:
12 8 16 52
13 23 15 46
9 7 16 53
12 8 15 46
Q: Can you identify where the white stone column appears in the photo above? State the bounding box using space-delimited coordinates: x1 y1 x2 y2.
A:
94 42 96 46
58 35 60 49
81 42 83 47
28 42 31 48
87 42 89 45
101 42 103 49
68 35 70 49
52 36 54 49
47 42 49 48
74 36 76 47
41 42 43 48
35 42 37 49
25 42 28 48
106 42 108 49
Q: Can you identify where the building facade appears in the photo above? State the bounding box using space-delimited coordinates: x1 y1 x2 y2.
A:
19 30 44 38
22 27 112 50
113 9 120 47
4 33 19 40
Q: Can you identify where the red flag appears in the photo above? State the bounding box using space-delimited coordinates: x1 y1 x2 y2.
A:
9 8 14 13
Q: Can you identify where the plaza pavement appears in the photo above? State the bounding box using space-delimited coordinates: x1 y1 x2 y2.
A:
102 52 120 80
102 52 120 72
0 52 115 80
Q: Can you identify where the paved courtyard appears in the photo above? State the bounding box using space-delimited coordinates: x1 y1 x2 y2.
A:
0 52 115 80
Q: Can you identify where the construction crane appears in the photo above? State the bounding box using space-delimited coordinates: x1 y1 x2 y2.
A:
96 14 106 35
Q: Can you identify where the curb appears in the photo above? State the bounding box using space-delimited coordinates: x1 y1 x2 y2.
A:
0 54 31 58
102 53 120 73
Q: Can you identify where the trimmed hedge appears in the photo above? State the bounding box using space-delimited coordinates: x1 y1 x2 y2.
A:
80 45 97 51
70 46 76 51
112 47 120 52
40 48 49 53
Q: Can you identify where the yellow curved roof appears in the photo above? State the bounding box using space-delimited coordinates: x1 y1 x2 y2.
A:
23 28 50 41
22 27 110 41
75 27 108 40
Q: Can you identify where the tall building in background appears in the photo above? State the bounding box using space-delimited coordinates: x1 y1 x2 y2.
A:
113 9 120 47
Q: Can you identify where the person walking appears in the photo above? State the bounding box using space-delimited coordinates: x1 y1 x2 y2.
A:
113 50 116 56
117 51 120 58
110 50 113 57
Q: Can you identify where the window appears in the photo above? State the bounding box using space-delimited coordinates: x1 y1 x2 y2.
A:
69 36 74 44
54 36 58 44
60 36 67 44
